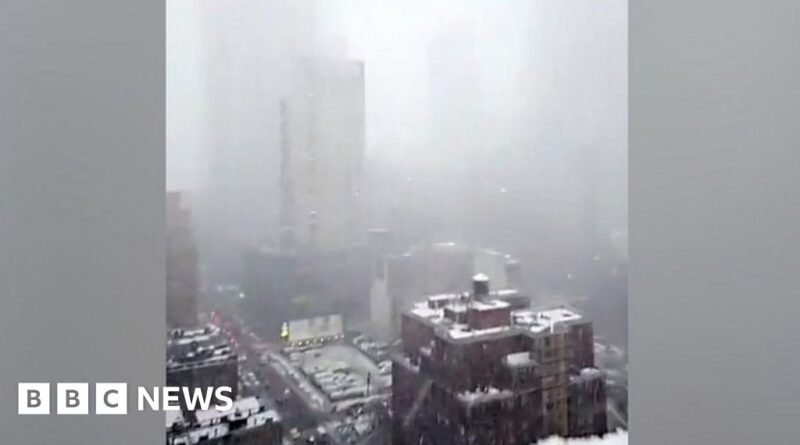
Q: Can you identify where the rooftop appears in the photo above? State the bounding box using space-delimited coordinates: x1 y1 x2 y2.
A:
472 273 489 282
166 410 185 429
167 397 281 445
503 351 536 368
570 367 605 384
167 324 223 347
512 307 582 334
456 386 514 406
166 324 236 371
193 396 275 425
407 292 584 342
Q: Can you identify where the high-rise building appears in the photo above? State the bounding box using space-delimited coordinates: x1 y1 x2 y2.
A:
427 33 482 165
392 275 607 445
242 246 372 339
167 192 199 328
424 33 487 243
279 58 365 252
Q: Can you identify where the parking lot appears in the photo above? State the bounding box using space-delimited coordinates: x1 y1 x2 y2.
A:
288 344 390 408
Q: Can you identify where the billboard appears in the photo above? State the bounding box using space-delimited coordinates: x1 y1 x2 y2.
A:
287 314 344 343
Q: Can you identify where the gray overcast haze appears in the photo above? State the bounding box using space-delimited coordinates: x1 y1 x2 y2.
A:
167 0 627 344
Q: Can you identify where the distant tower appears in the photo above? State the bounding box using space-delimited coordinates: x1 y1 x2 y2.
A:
505 258 524 290
426 32 484 243
166 192 199 328
369 257 393 337
279 58 366 252
427 32 481 165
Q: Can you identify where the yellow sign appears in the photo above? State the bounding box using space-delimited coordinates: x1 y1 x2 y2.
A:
280 322 290 341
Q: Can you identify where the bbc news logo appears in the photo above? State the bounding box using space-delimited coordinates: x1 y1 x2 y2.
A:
18 383 233 415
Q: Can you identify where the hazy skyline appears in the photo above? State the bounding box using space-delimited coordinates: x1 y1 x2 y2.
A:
168 0 626 191
166 0 628 303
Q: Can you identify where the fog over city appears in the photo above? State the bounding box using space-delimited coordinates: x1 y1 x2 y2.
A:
166 2 627 443
168 0 625 340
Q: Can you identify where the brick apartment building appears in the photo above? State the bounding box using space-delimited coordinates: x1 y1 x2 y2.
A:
392 275 607 445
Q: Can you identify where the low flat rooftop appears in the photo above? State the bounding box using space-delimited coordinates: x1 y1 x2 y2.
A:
168 324 222 346
456 386 514 406
194 396 279 425
513 307 583 334
504 351 535 367
407 292 584 341
166 345 236 371
166 323 236 370
166 410 185 429
168 397 281 444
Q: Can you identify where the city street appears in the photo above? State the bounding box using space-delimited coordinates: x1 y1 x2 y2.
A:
229 315 340 444
227 311 393 445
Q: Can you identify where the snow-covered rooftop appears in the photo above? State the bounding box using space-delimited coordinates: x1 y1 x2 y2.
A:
513 307 583 334
448 324 510 339
571 367 605 383
472 273 489 282
456 386 514 406
166 410 185 429
428 293 457 302
410 301 445 321
504 351 535 367
168 324 222 346
194 396 267 425
410 292 583 340
470 299 510 311
537 430 628 445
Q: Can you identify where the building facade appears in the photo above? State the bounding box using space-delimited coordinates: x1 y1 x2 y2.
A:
242 246 372 339
392 276 607 445
167 192 199 328
166 397 282 445
279 58 365 252
167 324 239 405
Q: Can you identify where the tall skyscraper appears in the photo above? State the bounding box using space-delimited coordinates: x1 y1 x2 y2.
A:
279 58 366 252
424 33 486 244
167 192 199 328
427 33 482 159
